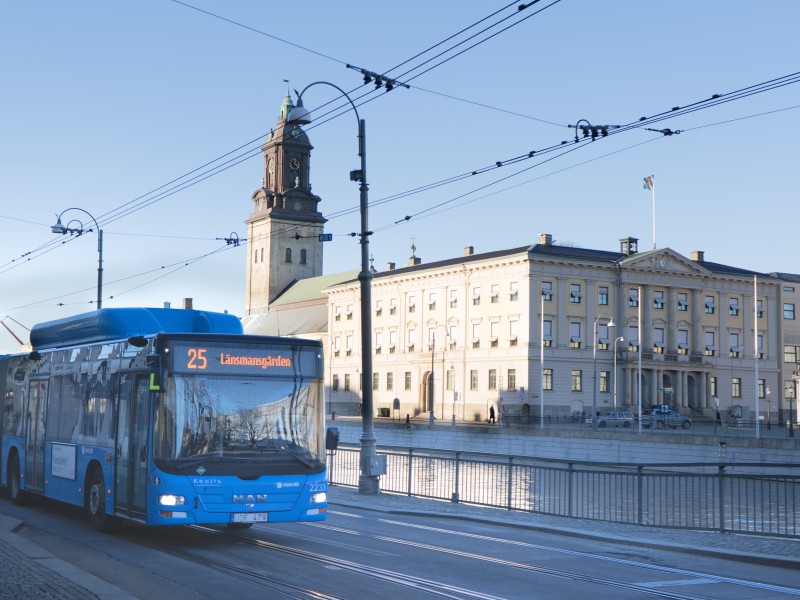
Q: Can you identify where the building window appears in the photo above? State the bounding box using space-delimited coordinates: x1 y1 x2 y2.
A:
571 370 582 392
344 373 350 392
390 298 397 315
729 332 740 358
543 368 553 391
300 249 307 264
491 284 499 303
389 330 397 354
472 322 481 349
784 345 800 364
628 324 639 352
653 327 665 353
488 369 497 390
758 334 764 359
732 377 741 398
446 369 455 390
710 376 717 398
375 331 382 354
705 295 716 315
757 299 764 318
376 300 382 316
408 295 416 313
334 336 341 356
678 292 688 312
543 319 553 347
508 369 516 391
450 289 458 308
678 329 689 355
387 372 393 391
372 372 379 391
285 248 292 263
510 282 519 301
470 370 478 390
629 288 639 308
569 321 582 349
653 290 665 310
472 287 481 305
332 374 339 392
729 297 740 317
449 324 458 349
490 321 499 348
334 306 341 321
428 292 437 310
598 286 609 306
600 371 609 393
704 330 716 357
346 304 353 320
597 323 610 350
570 283 582 304
784 303 795 320
758 378 765 399
785 286 796 292
404 372 411 391
407 328 416 352
541 281 553 302
509 319 519 347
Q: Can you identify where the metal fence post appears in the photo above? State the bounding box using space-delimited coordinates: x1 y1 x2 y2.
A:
637 465 643 526
407 448 414 497
452 452 461 503
507 456 514 510
568 462 574 518
718 465 726 534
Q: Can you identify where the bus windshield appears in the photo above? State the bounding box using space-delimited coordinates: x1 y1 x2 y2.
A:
153 374 324 475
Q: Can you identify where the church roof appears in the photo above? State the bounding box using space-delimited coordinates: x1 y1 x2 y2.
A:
271 269 360 305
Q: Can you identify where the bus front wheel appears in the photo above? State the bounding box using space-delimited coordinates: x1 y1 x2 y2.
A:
87 468 117 532
8 454 25 506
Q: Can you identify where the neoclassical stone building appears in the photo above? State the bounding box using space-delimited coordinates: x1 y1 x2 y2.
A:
243 93 800 427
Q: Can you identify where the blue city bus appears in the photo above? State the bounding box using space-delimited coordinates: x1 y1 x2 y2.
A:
0 307 331 531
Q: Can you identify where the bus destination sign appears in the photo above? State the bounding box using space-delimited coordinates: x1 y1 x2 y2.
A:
171 343 295 375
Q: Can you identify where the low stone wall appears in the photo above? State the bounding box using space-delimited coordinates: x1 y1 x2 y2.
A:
326 418 800 465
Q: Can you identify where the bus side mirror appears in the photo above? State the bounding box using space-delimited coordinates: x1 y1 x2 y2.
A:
325 427 339 451
146 354 164 392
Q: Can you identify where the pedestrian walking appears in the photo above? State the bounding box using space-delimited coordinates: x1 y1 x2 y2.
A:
489 405 496 424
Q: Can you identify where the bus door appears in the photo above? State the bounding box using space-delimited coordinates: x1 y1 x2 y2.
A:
114 373 150 519
25 379 48 494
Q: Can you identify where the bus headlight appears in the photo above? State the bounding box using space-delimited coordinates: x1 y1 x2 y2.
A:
310 492 327 504
159 494 186 506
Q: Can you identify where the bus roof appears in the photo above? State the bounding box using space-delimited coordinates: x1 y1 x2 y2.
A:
30 307 243 349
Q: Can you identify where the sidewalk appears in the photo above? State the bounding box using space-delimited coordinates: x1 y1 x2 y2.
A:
329 485 800 569
0 513 135 600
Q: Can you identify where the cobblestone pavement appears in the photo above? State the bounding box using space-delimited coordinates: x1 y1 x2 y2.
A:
329 485 800 568
0 513 133 600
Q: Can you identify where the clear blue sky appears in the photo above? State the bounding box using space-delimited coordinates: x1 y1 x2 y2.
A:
1 1 798 352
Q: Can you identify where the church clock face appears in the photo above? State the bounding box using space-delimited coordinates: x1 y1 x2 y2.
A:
267 159 274 174
289 157 301 171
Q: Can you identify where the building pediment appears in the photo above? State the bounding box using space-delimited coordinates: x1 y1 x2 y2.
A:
619 249 711 275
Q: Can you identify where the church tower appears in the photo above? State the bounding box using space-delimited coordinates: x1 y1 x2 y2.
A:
245 91 326 314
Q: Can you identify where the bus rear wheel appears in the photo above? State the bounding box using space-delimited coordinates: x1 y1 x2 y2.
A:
87 468 117 532
8 454 25 506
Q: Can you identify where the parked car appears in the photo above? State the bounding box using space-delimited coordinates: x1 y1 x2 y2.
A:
586 411 634 428
643 408 692 430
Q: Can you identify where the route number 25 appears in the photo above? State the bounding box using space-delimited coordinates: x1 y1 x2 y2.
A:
187 348 208 369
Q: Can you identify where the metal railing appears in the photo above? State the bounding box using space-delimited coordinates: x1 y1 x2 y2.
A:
327 444 799 539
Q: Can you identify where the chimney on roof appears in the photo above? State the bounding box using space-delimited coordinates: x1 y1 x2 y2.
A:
408 257 421 266
620 237 639 256
386 262 395 271
691 250 705 262
464 246 474 256
538 233 552 246
183 298 193 310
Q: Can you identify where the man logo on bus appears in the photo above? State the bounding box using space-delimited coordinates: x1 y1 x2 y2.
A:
233 495 267 503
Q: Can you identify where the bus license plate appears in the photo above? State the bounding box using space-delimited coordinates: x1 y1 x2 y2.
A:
232 513 269 523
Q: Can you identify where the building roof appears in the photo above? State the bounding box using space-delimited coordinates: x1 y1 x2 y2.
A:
272 270 360 305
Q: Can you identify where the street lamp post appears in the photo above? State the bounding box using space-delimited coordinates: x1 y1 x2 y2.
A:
51 208 103 309
429 331 436 426
592 315 614 431
613 336 624 411
287 82 379 493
